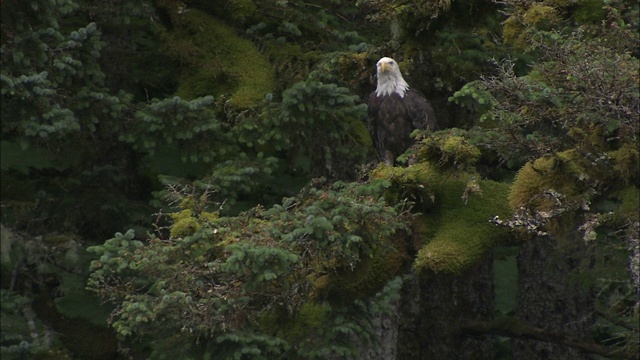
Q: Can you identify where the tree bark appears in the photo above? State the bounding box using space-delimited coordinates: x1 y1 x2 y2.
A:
396 256 495 359
416 257 495 360
360 255 495 359
513 234 595 360
359 293 401 360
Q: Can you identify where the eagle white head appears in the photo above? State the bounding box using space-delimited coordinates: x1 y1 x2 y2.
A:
375 57 410 98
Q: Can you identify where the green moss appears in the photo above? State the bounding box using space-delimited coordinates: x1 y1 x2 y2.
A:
508 145 638 239
523 5 560 27
509 152 582 237
502 15 531 50
371 162 442 190
617 186 639 219
511 146 638 217
569 125 608 151
159 2 275 108
258 301 330 347
313 232 408 304
501 1 570 49
169 194 220 238
170 209 201 237
609 145 639 184
414 180 512 274
370 162 442 213
587 125 606 150
509 150 583 212
442 136 478 158
414 239 473 274
417 133 481 169
371 156 512 275
410 213 436 250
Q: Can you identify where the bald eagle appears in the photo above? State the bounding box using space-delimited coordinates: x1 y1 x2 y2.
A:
368 57 437 165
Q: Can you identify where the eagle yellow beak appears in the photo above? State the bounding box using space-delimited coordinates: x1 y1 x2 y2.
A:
379 62 392 73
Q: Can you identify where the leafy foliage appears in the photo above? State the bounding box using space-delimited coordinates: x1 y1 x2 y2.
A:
0 289 58 359
2 0 638 358
1 13 126 140
475 35 638 165
0 224 114 359
467 0 640 354
124 95 226 162
277 80 370 178
87 180 409 357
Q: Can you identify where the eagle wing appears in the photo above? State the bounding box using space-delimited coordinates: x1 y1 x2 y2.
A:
367 91 383 159
404 88 438 131
368 89 437 165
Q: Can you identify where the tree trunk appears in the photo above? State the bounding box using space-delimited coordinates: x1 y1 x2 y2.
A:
411 256 495 360
513 234 594 359
359 292 401 360
361 255 495 359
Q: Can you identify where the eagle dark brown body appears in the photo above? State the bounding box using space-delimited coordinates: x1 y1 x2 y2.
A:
367 57 437 165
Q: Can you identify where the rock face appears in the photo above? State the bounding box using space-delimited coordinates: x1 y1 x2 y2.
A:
513 235 593 360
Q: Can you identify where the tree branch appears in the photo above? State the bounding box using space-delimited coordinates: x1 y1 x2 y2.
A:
460 318 639 360
595 308 638 333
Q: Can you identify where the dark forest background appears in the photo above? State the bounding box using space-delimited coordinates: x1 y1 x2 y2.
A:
1 0 638 359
